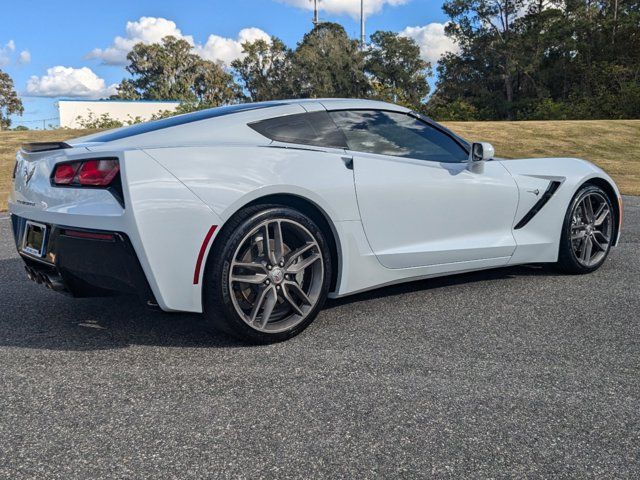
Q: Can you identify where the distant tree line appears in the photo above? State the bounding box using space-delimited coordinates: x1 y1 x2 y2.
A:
110 23 430 117
1 0 638 129
110 1 640 121
431 0 640 120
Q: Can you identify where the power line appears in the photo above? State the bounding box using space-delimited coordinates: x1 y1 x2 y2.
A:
11 117 58 123
8 117 60 130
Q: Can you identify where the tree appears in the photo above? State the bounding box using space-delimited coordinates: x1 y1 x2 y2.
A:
231 37 294 101
111 79 141 100
111 36 241 107
292 23 368 98
431 0 640 120
438 0 527 119
0 69 24 130
193 59 243 106
366 31 431 109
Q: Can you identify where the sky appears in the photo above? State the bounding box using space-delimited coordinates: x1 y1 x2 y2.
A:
2 0 456 128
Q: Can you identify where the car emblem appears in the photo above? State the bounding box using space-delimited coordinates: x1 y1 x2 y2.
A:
270 267 285 285
24 163 36 185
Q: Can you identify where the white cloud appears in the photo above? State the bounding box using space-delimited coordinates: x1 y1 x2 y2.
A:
400 23 459 65
277 0 409 18
0 40 17 66
18 50 31 64
87 17 194 65
87 16 269 67
26 66 117 98
195 28 271 65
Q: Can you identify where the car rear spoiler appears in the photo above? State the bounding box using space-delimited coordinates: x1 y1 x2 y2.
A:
21 142 72 153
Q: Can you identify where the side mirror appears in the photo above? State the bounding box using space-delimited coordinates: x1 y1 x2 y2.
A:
470 142 495 162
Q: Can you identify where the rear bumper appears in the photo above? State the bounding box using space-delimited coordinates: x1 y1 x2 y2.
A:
11 214 156 305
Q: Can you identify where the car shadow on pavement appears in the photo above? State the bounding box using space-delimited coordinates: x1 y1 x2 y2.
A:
0 256 560 352
0 257 247 351
324 263 562 309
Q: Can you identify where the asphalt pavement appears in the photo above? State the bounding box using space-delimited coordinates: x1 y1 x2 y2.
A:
0 198 638 479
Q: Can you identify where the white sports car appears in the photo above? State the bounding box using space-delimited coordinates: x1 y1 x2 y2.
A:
9 99 622 343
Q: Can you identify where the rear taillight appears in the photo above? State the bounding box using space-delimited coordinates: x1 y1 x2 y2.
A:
53 163 80 185
52 158 119 187
77 159 120 186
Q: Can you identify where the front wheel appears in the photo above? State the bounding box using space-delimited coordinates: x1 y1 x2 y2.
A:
203 205 332 343
556 185 614 274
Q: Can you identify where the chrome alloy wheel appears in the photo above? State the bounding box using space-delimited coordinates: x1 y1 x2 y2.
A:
228 218 324 333
570 192 613 267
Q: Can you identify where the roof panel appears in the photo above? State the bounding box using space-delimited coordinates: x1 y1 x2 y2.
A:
85 101 285 143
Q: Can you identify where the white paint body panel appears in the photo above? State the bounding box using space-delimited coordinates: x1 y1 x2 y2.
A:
145 145 360 222
500 157 620 264
8 99 622 313
351 152 518 268
10 148 221 312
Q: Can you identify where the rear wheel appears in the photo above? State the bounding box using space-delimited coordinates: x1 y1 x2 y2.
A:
203 205 331 343
557 185 614 274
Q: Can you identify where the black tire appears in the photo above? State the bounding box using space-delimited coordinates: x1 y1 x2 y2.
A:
556 184 614 274
203 204 332 344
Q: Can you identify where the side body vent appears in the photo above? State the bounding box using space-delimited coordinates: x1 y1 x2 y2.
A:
514 181 562 230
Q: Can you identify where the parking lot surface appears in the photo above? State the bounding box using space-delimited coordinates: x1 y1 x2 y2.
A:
0 198 638 479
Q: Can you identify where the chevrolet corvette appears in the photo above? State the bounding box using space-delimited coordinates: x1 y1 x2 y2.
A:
9 99 623 342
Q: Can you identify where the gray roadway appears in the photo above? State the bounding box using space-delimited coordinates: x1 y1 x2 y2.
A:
0 198 638 479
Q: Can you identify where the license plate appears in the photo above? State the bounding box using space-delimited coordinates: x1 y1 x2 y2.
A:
22 221 48 257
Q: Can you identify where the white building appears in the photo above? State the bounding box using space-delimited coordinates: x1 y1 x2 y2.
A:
58 99 181 129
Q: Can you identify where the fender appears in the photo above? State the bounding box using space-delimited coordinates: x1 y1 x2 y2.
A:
499 157 621 264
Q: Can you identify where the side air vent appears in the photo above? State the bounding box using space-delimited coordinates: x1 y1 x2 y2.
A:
514 181 562 230
22 142 72 153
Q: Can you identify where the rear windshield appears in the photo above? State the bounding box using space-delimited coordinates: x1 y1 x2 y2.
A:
88 102 285 143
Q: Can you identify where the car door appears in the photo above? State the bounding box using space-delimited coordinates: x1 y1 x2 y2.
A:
329 109 519 269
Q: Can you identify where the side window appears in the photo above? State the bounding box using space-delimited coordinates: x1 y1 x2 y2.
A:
248 111 347 149
329 110 469 163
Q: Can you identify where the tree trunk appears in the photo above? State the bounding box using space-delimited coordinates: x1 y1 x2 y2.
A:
612 0 619 45
504 74 514 119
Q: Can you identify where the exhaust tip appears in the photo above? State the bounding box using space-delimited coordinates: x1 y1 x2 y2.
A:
24 266 35 281
23 266 67 292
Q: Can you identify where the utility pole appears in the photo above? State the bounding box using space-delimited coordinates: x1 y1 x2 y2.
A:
360 0 366 50
312 0 319 27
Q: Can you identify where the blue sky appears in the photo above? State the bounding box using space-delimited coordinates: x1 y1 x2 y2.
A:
2 0 454 128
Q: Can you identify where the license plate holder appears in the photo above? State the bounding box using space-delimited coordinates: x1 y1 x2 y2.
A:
22 221 48 258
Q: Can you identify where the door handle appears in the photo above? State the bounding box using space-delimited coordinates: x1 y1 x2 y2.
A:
341 156 354 170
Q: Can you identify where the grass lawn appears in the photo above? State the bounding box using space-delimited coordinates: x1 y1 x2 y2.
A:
1 120 639 211
443 120 640 197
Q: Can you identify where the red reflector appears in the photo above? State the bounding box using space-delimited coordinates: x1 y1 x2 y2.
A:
53 163 80 185
78 159 120 186
193 225 218 284
64 230 116 241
